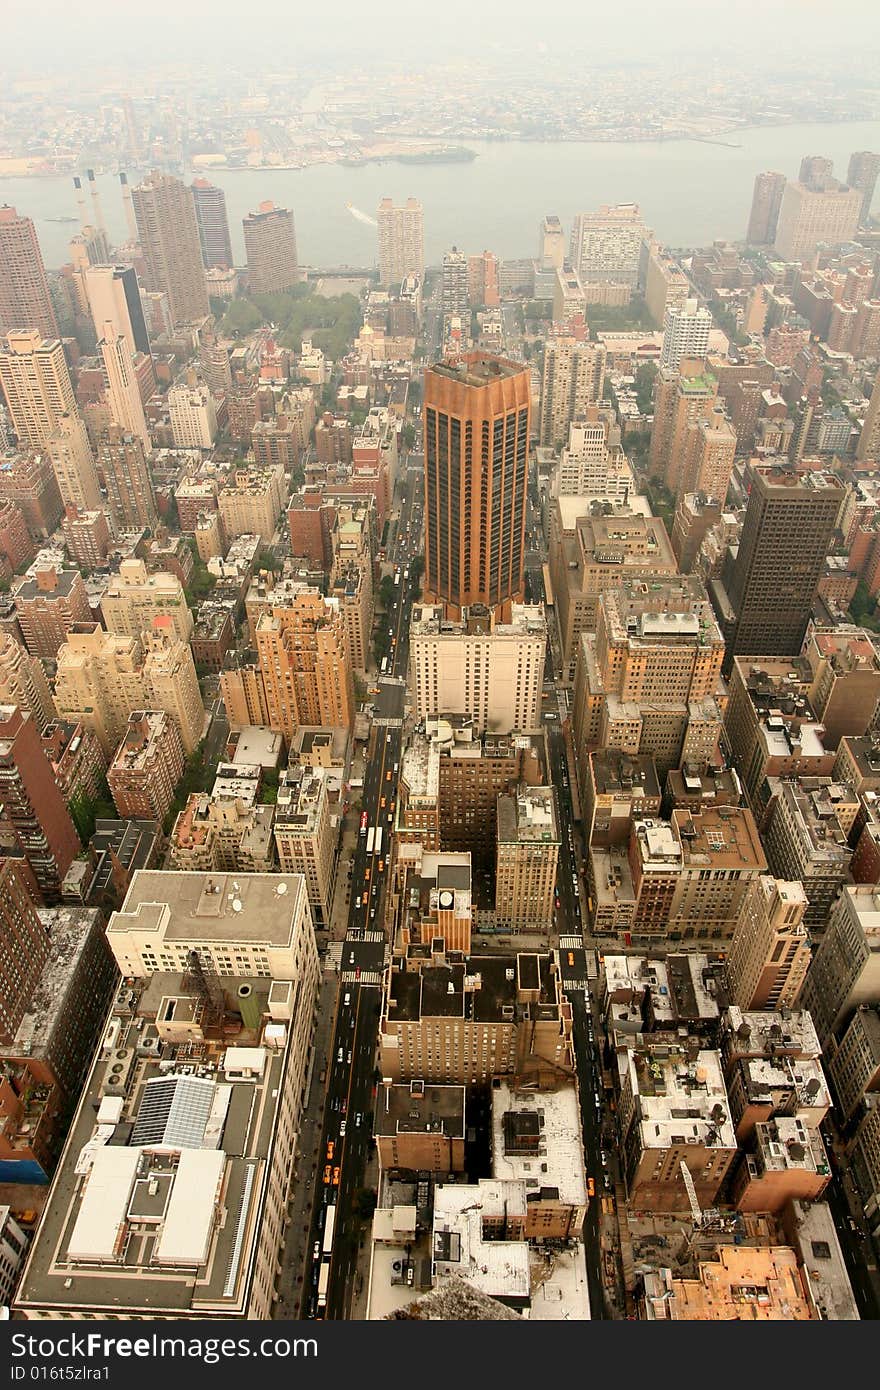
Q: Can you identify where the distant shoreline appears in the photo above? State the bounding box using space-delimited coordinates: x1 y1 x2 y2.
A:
2 116 877 180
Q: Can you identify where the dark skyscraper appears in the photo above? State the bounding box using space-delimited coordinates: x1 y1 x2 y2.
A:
847 150 880 225
746 172 786 246
192 178 234 269
712 467 843 672
0 206 58 340
0 704 80 902
0 857 48 1044
423 354 531 618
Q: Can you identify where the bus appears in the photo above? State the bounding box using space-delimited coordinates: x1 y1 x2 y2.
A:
374 827 383 857
317 1262 330 1311
365 827 376 855
323 1203 337 1257
381 656 389 674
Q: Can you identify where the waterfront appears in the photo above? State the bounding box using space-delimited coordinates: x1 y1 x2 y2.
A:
3 120 880 270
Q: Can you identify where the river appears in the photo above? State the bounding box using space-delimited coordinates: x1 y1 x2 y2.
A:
3 121 880 271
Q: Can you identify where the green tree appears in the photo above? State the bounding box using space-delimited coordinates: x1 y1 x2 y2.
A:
634 363 658 416
379 574 395 609
401 423 416 451
410 555 425 584
219 299 262 336
69 776 117 845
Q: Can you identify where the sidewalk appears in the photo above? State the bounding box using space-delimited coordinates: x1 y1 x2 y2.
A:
276 968 339 1318
346 1148 380 1321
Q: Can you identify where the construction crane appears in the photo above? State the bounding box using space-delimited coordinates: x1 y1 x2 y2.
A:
679 1160 702 1227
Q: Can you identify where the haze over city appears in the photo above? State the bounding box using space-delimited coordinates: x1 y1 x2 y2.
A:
0 0 879 1350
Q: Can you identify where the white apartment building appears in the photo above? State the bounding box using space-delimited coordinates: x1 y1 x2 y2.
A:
409 603 546 735
557 412 633 498
660 299 713 370
569 204 650 288
101 557 194 642
168 378 218 449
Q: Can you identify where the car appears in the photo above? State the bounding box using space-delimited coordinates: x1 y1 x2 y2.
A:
332 1167 340 1186
387 812 393 823
600 1150 609 1167
586 1177 596 1198
326 1140 335 1161
355 966 361 979
594 1096 601 1111
340 1121 347 1137
380 796 387 809
386 769 392 781
340 1098 347 1114
349 951 355 964
313 1240 321 1260
355 1113 362 1127
370 908 376 919
603 1171 612 1191
343 991 351 1006
323 1165 332 1185
378 858 385 871
555 895 561 908
361 891 368 906
347 1050 352 1063
359 811 368 833
363 865 371 881
337 1047 343 1062
567 951 575 966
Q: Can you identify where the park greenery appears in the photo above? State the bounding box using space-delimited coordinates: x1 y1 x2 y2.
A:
220 283 362 360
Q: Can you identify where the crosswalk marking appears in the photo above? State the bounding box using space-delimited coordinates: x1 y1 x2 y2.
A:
559 936 583 949
340 970 382 985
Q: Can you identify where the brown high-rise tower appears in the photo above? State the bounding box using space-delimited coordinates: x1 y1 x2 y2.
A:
0 206 58 340
424 354 531 617
131 172 209 327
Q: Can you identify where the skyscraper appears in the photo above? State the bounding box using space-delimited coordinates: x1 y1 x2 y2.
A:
0 704 80 901
857 366 880 462
377 197 424 287
540 215 566 271
98 429 158 530
131 171 210 326
660 299 713 370
242 201 298 296
0 333 77 449
798 155 835 191
423 354 531 617
746 172 787 246
82 264 151 358
98 322 151 449
539 336 606 446
712 467 843 671
0 206 57 340
0 858 48 1042
191 178 234 269
568 204 650 287
46 411 103 513
442 248 469 316
847 151 880 224
774 180 862 261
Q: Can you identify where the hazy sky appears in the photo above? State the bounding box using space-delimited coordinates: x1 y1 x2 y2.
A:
5 0 880 71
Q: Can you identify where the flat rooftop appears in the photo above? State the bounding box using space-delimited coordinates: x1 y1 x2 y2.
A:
491 1081 587 1207
373 1083 466 1140
0 906 103 1063
430 355 525 388
672 806 766 872
15 975 295 1317
627 1044 736 1152
108 870 306 947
